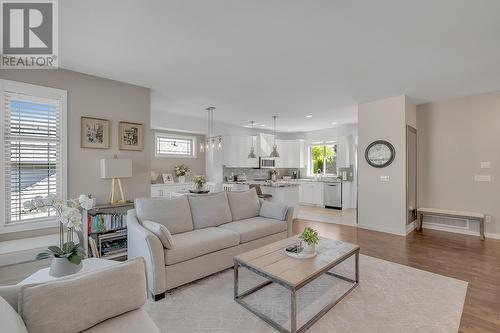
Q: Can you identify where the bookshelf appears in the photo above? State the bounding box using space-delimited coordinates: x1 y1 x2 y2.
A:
82 202 134 261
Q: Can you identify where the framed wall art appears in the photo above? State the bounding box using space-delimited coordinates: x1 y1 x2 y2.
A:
119 121 144 151
81 117 110 149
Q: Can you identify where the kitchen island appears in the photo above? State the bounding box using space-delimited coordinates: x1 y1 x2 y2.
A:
224 181 300 218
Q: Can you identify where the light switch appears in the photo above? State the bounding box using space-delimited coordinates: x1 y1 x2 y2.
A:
480 161 491 169
485 215 492 223
380 176 390 182
474 175 491 182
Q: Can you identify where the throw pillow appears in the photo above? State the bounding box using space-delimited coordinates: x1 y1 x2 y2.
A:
142 220 174 249
259 200 288 220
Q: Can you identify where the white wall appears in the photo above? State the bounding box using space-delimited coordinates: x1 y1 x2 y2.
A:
357 96 409 235
0 69 151 241
417 90 500 237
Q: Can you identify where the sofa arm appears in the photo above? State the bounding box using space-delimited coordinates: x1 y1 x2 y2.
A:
127 210 166 296
285 206 294 237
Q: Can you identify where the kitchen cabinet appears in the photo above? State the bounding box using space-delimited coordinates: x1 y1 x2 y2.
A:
222 136 259 168
299 181 324 206
275 139 305 168
151 184 192 198
259 133 274 157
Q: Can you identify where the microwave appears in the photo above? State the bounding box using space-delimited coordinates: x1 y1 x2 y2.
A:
259 157 276 168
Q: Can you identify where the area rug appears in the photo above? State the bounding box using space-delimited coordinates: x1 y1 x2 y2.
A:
144 255 467 333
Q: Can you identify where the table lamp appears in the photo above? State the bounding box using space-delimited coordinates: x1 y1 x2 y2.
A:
100 157 132 204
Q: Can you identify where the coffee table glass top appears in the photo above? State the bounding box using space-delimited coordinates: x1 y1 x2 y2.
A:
235 236 359 288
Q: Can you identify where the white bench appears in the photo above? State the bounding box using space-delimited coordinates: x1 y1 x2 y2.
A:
416 208 485 240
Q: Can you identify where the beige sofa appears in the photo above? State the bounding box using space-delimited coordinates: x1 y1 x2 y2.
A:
128 189 294 300
0 258 159 333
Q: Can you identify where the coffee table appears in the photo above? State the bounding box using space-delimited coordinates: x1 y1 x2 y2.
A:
234 237 359 333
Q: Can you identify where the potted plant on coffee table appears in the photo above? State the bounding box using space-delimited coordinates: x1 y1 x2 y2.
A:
299 227 319 253
24 194 94 277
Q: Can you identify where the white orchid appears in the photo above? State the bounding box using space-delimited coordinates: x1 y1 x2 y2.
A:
78 194 94 210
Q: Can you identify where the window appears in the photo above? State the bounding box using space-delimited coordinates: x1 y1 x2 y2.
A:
308 143 337 176
0 80 67 233
155 133 196 158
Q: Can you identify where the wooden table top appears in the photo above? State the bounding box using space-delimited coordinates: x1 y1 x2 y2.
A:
235 236 359 288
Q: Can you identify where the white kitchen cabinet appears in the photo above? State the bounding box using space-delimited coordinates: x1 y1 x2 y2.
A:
151 184 192 198
275 139 305 168
222 135 259 168
259 133 274 157
299 181 324 206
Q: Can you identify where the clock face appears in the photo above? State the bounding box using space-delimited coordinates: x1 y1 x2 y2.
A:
365 141 395 168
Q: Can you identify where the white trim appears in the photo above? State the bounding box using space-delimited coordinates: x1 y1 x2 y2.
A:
421 223 500 240
154 132 197 158
0 79 67 234
356 223 407 236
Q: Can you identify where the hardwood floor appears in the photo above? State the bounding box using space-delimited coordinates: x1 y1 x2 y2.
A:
293 219 500 333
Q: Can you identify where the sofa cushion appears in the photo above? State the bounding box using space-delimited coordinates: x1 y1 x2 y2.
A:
83 308 160 333
188 192 232 229
164 227 240 265
19 258 148 333
142 220 174 249
0 297 27 333
218 217 287 243
227 188 261 221
135 196 193 234
259 200 288 220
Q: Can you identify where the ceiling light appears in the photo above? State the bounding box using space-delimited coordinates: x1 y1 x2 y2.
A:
260 124 265 127
305 115 312 118
269 116 280 158
331 122 337 125
247 121 256 159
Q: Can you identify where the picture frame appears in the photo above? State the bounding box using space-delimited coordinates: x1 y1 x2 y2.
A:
162 173 174 184
81 117 110 149
119 121 144 151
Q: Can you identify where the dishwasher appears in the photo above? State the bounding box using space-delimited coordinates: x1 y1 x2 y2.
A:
324 182 342 209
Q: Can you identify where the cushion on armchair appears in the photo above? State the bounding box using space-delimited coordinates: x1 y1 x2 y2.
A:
0 296 27 333
19 258 148 333
226 188 261 221
142 220 174 249
259 200 288 220
135 196 193 234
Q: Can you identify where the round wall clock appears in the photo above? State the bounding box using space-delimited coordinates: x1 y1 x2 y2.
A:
365 140 395 168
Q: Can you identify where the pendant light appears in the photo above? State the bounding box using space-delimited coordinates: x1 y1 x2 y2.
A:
247 121 256 158
269 115 280 158
200 106 223 153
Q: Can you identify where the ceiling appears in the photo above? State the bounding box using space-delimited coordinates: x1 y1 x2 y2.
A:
60 0 500 132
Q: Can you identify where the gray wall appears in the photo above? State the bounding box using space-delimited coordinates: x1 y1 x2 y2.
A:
417 90 500 236
150 130 206 182
0 69 150 240
358 96 409 236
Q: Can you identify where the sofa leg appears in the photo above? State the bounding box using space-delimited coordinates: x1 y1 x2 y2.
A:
153 292 165 301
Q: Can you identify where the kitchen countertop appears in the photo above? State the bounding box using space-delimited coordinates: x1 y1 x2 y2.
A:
226 181 300 187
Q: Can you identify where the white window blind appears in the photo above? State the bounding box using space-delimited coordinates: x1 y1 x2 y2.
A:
4 92 63 224
155 133 196 157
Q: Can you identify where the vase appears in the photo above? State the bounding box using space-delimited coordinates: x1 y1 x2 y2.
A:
49 257 83 277
178 176 185 183
302 243 316 253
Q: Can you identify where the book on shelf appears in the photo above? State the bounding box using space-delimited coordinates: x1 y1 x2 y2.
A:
87 213 127 234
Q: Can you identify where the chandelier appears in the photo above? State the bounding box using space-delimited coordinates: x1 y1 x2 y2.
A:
199 106 223 152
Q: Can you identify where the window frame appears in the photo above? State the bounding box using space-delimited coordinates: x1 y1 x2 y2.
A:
154 132 197 158
307 141 338 177
0 79 67 234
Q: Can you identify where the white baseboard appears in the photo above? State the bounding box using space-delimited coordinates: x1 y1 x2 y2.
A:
421 223 500 240
357 224 406 236
406 221 416 235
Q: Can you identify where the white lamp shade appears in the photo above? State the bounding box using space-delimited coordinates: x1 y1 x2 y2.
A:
100 158 132 179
